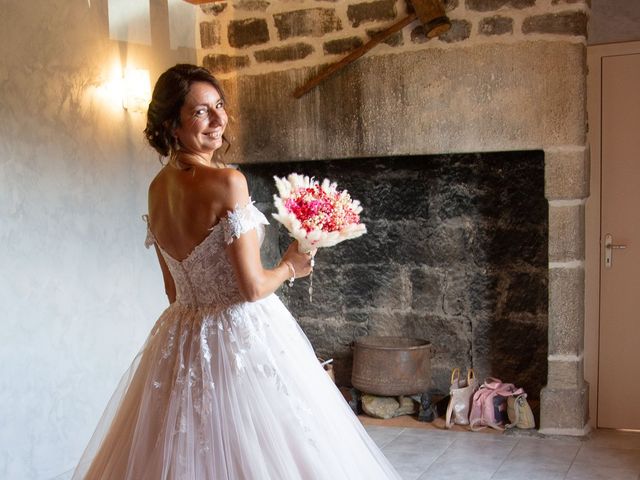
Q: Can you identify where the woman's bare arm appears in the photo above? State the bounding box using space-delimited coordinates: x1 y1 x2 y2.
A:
222 169 312 302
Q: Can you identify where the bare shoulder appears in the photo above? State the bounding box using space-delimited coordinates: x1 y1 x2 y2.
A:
202 167 250 211
147 167 168 204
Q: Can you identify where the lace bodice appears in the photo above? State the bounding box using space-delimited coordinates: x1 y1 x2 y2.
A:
143 200 269 308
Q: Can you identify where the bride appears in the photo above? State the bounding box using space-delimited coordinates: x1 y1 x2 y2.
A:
72 64 401 479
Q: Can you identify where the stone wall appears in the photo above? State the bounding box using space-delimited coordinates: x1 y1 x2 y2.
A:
197 0 587 78
195 0 590 434
243 152 548 399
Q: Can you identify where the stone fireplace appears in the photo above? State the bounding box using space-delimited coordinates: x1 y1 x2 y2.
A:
243 151 548 401
197 0 590 434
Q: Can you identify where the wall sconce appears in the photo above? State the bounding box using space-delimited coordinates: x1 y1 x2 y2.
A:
122 68 151 112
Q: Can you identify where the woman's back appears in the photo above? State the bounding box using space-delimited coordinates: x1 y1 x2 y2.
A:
147 164 232 262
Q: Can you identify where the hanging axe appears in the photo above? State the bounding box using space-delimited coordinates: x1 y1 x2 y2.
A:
293 0 450 98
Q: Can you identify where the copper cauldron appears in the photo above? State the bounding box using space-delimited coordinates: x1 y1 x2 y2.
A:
351 336 431 396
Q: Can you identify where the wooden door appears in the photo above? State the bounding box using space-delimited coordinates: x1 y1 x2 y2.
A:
598 52 640 430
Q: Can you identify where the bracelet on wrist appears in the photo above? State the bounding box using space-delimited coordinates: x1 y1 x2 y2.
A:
283 261 295 287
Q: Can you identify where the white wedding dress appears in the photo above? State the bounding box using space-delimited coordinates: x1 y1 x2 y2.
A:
72 200 401 479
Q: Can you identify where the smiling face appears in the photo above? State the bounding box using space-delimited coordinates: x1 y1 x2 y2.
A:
173 81 228 159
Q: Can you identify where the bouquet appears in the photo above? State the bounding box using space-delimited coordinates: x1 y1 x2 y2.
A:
272 173 367 299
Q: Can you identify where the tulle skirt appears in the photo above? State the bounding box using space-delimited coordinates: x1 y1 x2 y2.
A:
72 295 401 479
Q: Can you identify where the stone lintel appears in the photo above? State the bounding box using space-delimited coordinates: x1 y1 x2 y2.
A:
223 42 587 164
548 266 584 356
548 203 585 262
545 146 590 200
539 382 589 433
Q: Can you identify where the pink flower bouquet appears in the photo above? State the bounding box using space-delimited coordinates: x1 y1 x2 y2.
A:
272 173 367 254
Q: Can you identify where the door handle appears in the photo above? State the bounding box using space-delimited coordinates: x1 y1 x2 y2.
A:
605 233 627 268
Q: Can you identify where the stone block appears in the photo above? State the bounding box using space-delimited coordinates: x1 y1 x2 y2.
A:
466 0 535 11
412 266 493 319
544 147 590 200
547 358 584 388
297 315 355 354
410 25 433 44
274 8 342 40
438 19 472 43
548 267 584 356
203 54 251 74
323 36 364 55
362 395 417 418
228 18 269 48
548 204 584 262
200 21 221 48
412 23 459 44
468 270 501 313
407 0 460 13
539 382 589 432
479 15 514 35
522 11 588 36
410 267 445 313
200 3 227 15
233 0 270 11
365 28 403 47
441 270 473 317
362 394 400 418
347 0 397 28
254 43 314 63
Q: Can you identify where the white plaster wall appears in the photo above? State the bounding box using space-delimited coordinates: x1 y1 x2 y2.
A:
0 1 195 478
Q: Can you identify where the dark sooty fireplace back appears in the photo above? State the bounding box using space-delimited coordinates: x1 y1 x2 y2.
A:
242 151 548 399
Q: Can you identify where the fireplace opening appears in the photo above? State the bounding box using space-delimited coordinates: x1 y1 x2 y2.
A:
242 151 548 403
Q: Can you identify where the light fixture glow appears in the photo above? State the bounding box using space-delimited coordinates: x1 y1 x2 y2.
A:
122 68 151 112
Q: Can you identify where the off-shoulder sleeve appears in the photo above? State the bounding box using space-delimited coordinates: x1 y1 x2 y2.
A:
220 198 270 245
142 214 156 249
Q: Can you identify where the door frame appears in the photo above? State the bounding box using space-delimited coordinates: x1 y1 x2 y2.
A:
585 40 640 429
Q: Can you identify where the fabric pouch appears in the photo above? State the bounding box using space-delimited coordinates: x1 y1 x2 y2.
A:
507 394 535 429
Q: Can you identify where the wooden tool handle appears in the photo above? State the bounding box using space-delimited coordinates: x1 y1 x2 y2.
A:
293 13 417 99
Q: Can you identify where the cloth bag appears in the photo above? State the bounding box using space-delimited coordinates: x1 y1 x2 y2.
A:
507 393 535 429
469 378 524 431
445 368 478 428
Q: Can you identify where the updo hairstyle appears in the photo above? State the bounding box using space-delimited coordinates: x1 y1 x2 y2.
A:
144 64 226 157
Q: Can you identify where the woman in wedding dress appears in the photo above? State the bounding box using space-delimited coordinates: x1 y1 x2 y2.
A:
72 64 401 480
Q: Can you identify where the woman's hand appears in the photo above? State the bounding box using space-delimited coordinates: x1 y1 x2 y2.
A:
281 241 316 279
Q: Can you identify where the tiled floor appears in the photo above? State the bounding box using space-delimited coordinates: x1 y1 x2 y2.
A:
364 425 640 480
